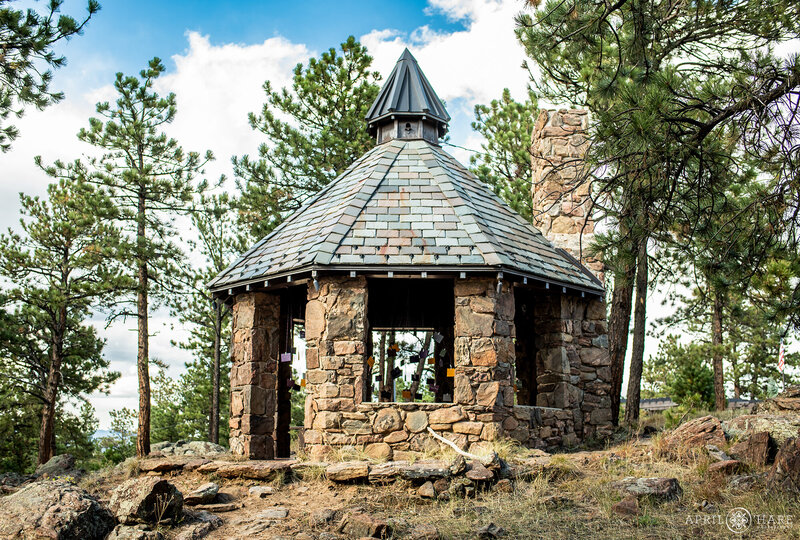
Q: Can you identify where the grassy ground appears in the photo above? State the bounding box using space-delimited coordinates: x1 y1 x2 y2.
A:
80 430 800 539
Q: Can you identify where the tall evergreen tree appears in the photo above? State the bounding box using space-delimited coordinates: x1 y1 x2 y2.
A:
168 191 246 443
0 177 122 463
234 36 380 238
78 58 213 457
0 0 100 150
470 88 538 222
516 0 800 423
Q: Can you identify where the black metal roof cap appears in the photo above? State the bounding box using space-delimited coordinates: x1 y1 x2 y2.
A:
366 48 451 128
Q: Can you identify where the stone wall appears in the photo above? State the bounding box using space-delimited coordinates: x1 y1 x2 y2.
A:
229 292 280 459
453 278 515 416
531 109 603 280
303 276 370 461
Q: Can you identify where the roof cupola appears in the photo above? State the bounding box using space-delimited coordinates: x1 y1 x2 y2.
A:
365 49 450 145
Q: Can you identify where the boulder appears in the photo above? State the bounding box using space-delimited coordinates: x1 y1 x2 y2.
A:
310 508 336 526
0 480 115 540
249 485 276 498
609 477 682 502
662 416 725 451
768 437 800 493
34 453 76 478
184 482 219 506
475 522 505 538
364 442 392 461
107 524 164 540
729 431 776 466
611 495 640 517
724 414 800 445
728 473 764 492
109 476 184 525
175 510 223 540
326 461 370 482
338 512 391 538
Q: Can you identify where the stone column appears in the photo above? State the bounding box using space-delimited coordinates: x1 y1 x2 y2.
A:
303 276 369 460
531 109 603 281
574 296 613 439
453 278 515 413
229 292 280 459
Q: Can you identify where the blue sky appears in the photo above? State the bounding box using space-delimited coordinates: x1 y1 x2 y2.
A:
2 0 534 428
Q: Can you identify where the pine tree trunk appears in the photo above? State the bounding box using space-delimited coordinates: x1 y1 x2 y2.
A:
712 290 725 411
624 240 648 426
730 343 741 399
608 240 635 426
209 302 221 444
136 191 151 458
409 332 433 397
38 339 62 464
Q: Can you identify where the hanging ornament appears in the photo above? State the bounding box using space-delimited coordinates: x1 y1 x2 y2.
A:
414 393 422 400
401 390 412 400
433 332 444 344
409 355 420 364
411 374 420 382
420 348 428 359
367 356 375 368
280 352 292 363
391 367 402 379
446 368 455 377
426 378 435 385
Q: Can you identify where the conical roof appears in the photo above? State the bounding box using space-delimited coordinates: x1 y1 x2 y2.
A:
366 49 450 126
209 138 603 294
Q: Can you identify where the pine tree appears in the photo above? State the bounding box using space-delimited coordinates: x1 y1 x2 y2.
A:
0 0 100 151
78 58 213 457
516 0 800 423
234 36 380 238
168 192 246 444
0 177 122 463
470 88 538 221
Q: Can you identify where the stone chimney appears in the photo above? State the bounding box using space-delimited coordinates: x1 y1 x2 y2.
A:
531 109 604 281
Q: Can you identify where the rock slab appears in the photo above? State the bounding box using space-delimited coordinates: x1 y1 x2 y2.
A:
109 476 184 525
609 477 682 502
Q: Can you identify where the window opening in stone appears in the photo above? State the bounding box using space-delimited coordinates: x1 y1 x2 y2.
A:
366 278 454 403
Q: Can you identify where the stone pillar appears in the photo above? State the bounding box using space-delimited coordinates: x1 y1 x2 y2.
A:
229 292 280 459
303 276 369 460
575 296 613 439
453 278 515 413
531 109 603 280
532 292 574 411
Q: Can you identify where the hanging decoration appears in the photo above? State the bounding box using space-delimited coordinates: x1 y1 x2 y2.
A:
280 352 292 363
367 356 375 368
446 368 455 377
433 332 444 344
401 390 412 400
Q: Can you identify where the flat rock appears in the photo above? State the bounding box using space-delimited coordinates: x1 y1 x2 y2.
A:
194 502 239 513
338 512 391 538
662 416 725 451
609 477 682 502
475 522 505 538
753 386 800 414
184 482 219 505
612 495 640 517
174 522 213 540
400 460 450 480
0 480 115 540
368 461 409 483
199 460 295 480
258 507 289 519
249 485 276 497
139 457 194 473
708 460 744 475
107 524 164 540
326 461 370 482
109 476 183 525
728 473 764 492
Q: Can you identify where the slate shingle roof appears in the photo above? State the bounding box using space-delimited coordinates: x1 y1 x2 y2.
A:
209 139 603 293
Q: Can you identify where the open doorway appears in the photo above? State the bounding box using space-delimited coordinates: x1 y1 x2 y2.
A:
366 278 454 403
277 286 306 458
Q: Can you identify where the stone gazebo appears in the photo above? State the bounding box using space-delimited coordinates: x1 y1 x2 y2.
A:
209 49 612 461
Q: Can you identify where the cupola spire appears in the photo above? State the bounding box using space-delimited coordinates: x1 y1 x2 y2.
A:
366 48 450 145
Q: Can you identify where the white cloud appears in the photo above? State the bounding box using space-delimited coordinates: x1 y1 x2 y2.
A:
1 1 545 429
